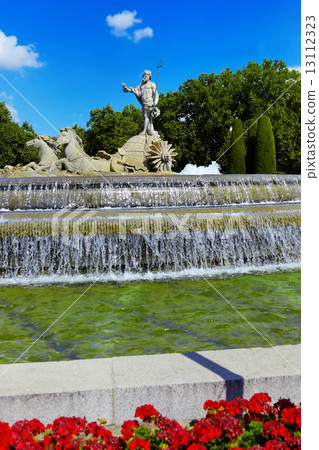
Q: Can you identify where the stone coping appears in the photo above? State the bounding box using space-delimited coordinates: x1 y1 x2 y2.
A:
0 173 301 187
0 345 300 425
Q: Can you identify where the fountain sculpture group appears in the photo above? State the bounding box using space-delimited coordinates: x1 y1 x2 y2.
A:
0 69 301 280
1 70 176 177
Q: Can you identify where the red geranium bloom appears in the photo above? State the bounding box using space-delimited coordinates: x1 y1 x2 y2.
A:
155 414 189 448
263 420 291 441
86 438 105 450
263 439 290 450
86 421 100 435
281 407 301 429
273 398 296 412
129 437 151 450
108 436 125 450
15 435 42 449
225 398 249 417
250 393 272 403
121 420 140 440
170 428 189 448
0 422 12 450
187 443 207 450
203 399 227 418
203 399 220 411
135 404 160 422
192 419 222 443
97 427 113 442
218 416 243 439
289 435 301 449
52 416 86 437
248 393 276 416
230 447 247 450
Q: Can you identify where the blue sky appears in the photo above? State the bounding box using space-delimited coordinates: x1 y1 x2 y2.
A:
0 0 301 136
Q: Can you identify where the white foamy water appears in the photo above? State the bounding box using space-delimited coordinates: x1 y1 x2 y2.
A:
0 261 300 287
179 161 221 175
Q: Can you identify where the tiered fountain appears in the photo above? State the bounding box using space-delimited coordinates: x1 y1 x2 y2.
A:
0 172 301 280
0 71 301 425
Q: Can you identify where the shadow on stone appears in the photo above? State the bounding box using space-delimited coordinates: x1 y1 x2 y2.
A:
183 351 244 401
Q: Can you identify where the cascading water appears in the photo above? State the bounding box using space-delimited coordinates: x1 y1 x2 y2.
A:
0 174 300 283
0 174 300 210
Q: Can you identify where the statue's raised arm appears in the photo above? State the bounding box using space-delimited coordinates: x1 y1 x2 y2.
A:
121 70 160 136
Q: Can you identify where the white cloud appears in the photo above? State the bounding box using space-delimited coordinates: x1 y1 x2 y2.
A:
106 10 142 37
0 30 44 70
0 92 20 123
287 65 301 72
0 91 13 101
106 10 153 43
133 27 154 43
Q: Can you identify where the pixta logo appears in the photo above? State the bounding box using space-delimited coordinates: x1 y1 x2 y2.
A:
51 207 98 249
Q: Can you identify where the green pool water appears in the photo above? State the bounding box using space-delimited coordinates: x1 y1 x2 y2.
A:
0 270 300 364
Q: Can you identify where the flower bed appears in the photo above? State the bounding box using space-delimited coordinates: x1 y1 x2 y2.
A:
0 393 301 449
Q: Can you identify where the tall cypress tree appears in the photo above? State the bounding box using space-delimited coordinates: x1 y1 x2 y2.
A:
254 116 277 173
246 119 258 174
229 118 246 174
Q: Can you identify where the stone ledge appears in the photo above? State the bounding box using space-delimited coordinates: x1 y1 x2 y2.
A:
0 344 300 425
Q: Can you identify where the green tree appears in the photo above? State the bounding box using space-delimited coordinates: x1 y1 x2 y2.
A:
85 104 143 156
229 119 246 173
156 59 300 173
0 102 37 168
254 116 276 173
246 119 258 173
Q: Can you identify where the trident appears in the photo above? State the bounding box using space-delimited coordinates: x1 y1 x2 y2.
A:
147 60 163 141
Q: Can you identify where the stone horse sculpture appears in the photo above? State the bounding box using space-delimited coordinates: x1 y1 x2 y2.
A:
24 135 61 172
56 127 117 174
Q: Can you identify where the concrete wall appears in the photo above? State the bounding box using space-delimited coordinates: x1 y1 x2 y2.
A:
0 344 300 425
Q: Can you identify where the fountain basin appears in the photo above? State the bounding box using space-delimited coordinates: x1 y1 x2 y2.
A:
0 203 300 277
0 174 301 210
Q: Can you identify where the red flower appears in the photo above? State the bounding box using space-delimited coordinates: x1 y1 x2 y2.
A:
187 444 207 450
203 399 227 418
135 404 160 422
85 439 104 450
248 393 276 416
203 399 220 411
129 437 151 450
225 398 249 417
121 420 140 440
86 421 100 435
281 407 301 430
250 393 272 403
263 439 290 450
230 447 247 450
289 435 301 449
218 416 243 439
273 398 296 412
43 435 54 447
96 427 113 442
11 420 44 449
170 428 189 448
155 414 189 448
52 416 86 438
0 422 12 450
192 419 222 443
263 420 291 441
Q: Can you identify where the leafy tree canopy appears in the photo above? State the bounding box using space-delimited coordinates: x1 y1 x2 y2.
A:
156 59 300 173
84 104 143 156
0 102 37 168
